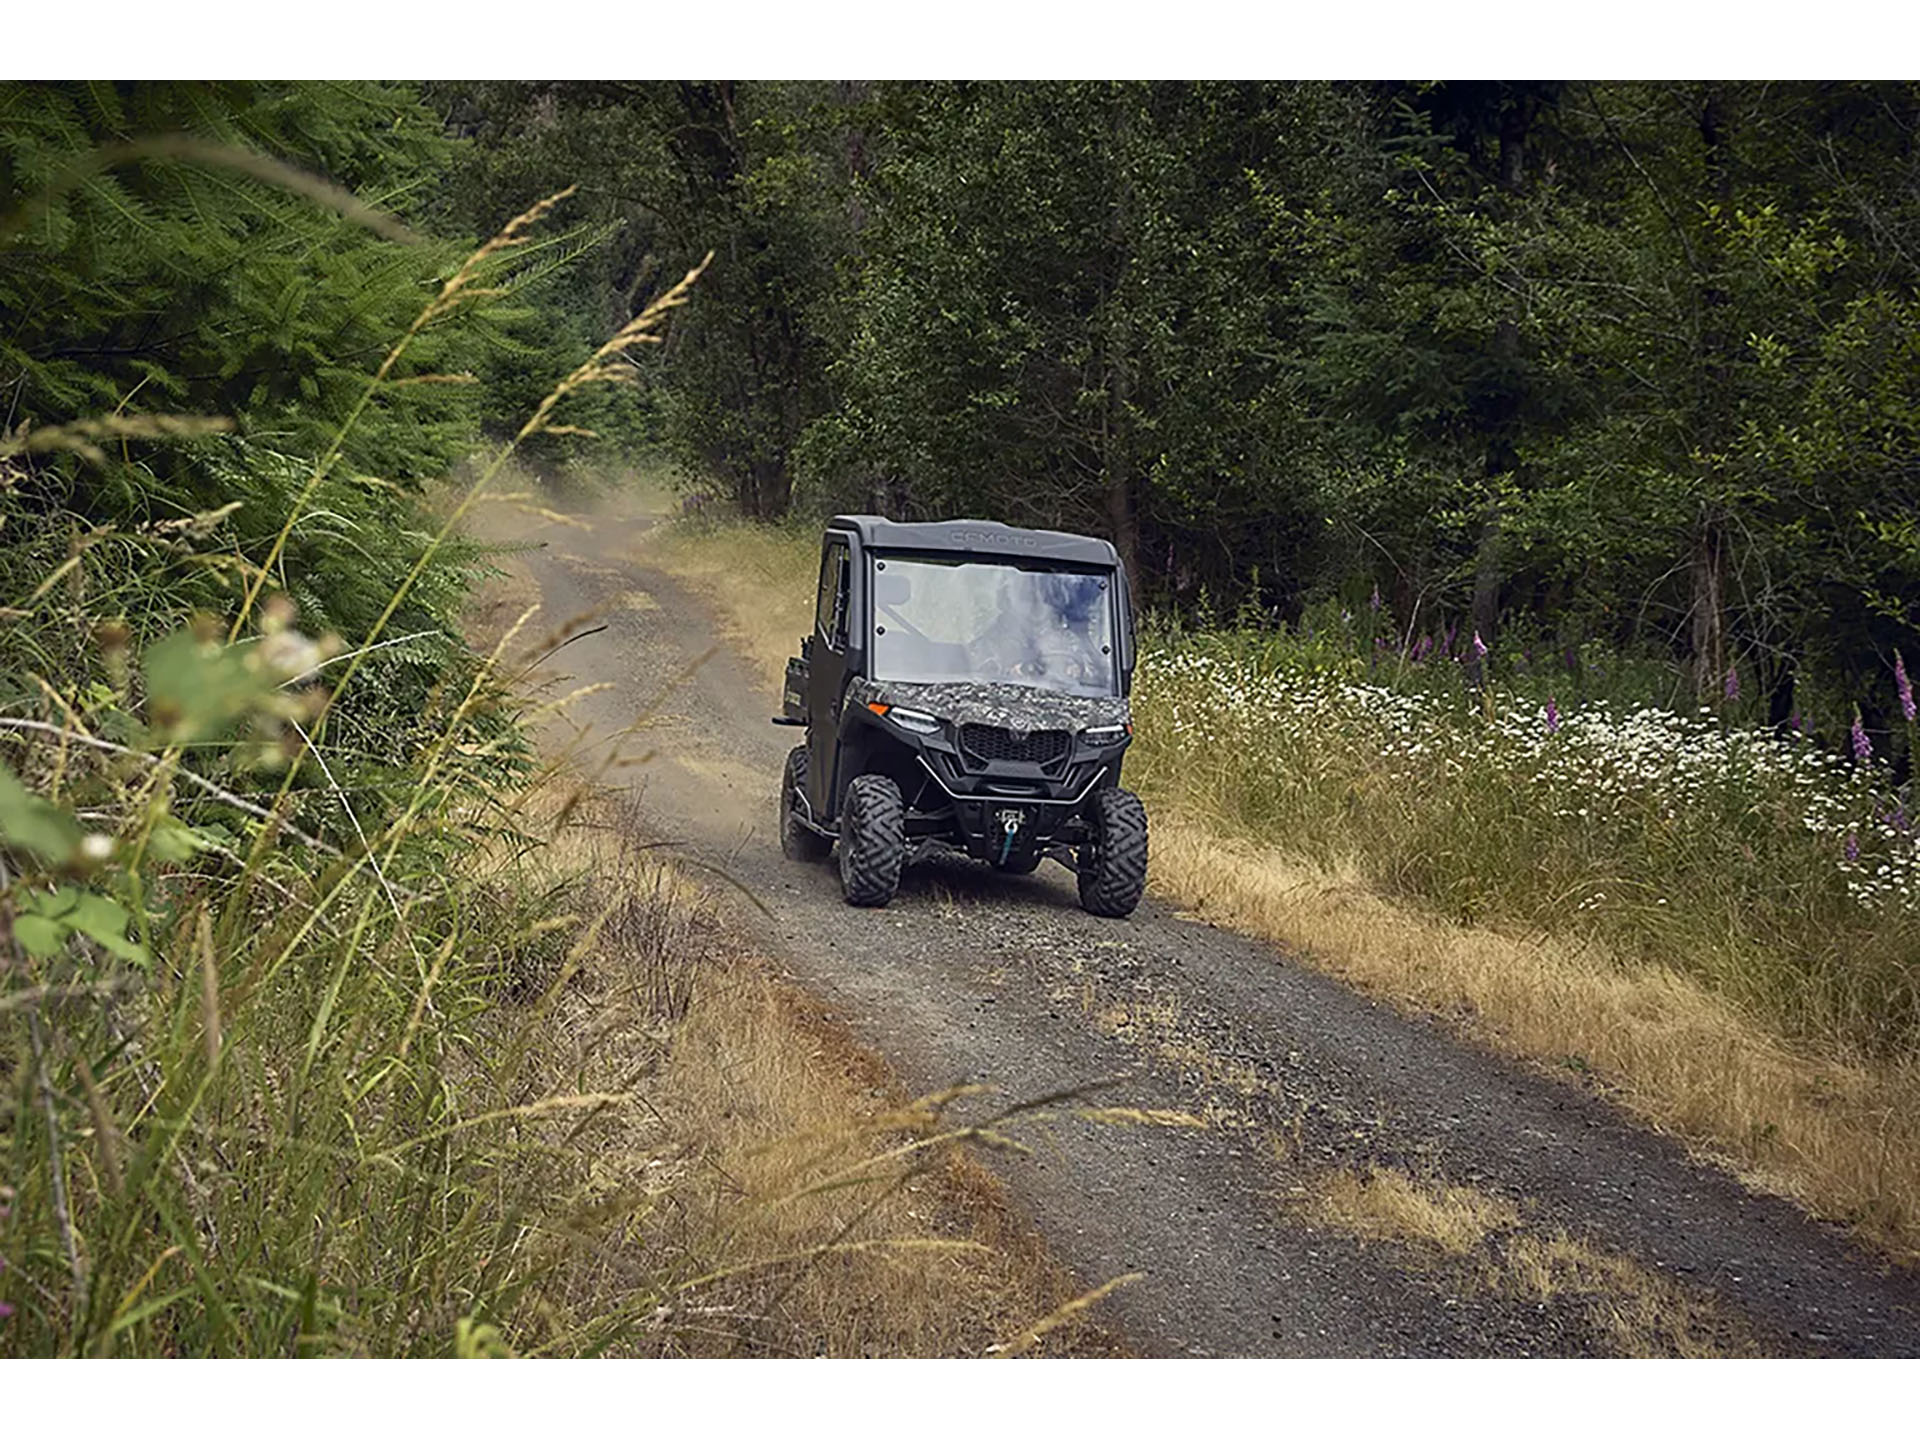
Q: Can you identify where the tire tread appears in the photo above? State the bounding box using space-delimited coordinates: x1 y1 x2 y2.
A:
781 745 833 862
1078 787 1148 918
839 773 905 906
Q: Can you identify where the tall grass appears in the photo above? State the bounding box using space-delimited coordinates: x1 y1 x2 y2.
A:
0 177 710 1352
1127 619 1920 1059
0 176 851 1355
2 169 1127 1355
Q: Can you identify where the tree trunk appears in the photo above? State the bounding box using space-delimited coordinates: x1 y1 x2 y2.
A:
1103 85 1140 590
1767 659 1797 733
1690 518 1726 701
841 82 890 515
1691 86 1735 702
1467 91 1539 681
749 455 790 520
837 80 872 237
1105 427 1138 590
1468 505 1502 685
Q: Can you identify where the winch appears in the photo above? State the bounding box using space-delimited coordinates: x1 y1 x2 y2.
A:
994 807 1027 865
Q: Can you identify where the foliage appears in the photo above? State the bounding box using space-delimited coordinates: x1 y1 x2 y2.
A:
0 82 491 485
0 606 565 1356
445 81 1920 762
801 82 1343 602
1128 616 1920 1057
0 83 663 1356
429 81 842 507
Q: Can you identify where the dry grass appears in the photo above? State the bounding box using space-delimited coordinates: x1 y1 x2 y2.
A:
1154 817 1920 1261
522 792 1118 1354
1313 1165 1521 1256
1302 1164 1745 1357
460 545 1117 1355
1502 1231 1738 1358
639 508 1920 1264
644 915 1108 1355
638 508 814 690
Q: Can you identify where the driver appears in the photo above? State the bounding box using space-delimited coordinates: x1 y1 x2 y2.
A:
972 576 1041 681
1043 573 1105 687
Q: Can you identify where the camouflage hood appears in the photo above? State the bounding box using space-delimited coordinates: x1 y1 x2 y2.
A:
848 677 1129 732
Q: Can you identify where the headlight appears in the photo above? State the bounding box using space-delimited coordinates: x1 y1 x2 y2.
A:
1080 723 1130 745
887 707 942 735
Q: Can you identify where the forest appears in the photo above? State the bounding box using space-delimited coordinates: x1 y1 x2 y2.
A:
431 80 1920 750
7 82 1918 741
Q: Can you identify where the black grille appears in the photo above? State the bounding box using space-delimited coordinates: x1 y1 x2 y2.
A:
960 724 1070 767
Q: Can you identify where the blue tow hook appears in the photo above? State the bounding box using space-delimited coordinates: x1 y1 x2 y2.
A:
995 808 1024 866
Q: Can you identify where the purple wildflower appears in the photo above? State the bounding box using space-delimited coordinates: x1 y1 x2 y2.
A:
1369 583 1383 613
0 1300 14 1322
1412 635 1433 662
1545 697 1561 734
1844 830 1860 863
1723 664 1740 702
1897 650 1916 723
1893 804 1911 834
1472 631 1489 660
1852 710 1872 763
1789 709 1804 734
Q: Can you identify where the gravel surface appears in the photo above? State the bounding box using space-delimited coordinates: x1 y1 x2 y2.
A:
495 498 1920 1357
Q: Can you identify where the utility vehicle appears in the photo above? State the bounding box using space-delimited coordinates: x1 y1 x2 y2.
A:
775 516 1147 916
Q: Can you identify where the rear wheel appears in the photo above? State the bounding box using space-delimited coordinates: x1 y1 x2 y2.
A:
838 773 905 907
780 745 831 862
1077 787 1147 918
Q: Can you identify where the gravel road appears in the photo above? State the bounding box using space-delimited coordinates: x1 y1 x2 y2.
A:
489 493 1920 1357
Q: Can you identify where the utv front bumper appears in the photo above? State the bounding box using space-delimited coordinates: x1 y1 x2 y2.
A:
865 708 1129 865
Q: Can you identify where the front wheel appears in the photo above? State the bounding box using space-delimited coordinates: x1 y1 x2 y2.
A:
1077 787 1147 918
780 745 831 862
838 773 906 907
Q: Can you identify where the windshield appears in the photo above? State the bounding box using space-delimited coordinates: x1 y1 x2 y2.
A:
868 554 1118 697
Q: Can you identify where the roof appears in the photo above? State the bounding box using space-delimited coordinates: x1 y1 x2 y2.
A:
827 515 1120 568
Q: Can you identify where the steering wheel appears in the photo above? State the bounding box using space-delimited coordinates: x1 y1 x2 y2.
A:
1029 650 1091 687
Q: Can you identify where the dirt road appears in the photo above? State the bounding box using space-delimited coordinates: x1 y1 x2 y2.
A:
486 489 1920 1356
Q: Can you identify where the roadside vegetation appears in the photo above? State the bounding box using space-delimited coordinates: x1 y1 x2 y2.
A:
0 83 1105 1357
1133 616 1920 1050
